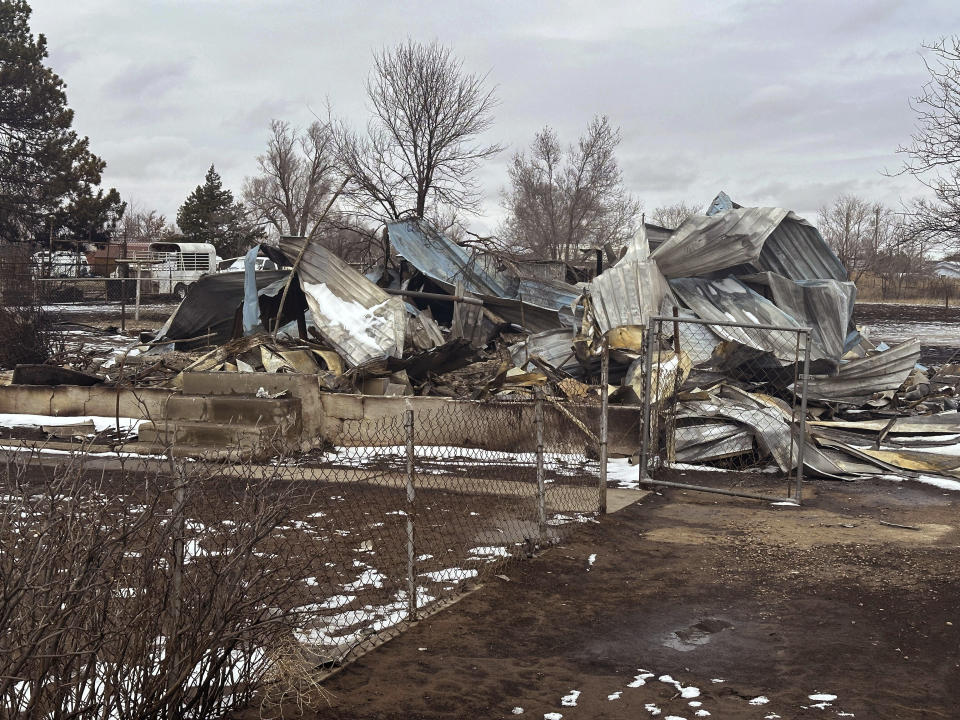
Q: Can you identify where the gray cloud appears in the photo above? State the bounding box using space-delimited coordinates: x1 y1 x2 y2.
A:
31 0 960 231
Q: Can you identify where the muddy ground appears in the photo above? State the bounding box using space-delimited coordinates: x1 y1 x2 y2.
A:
310 474 960 720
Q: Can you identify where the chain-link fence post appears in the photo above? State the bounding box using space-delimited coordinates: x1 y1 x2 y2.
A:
795 330 811 504
404 400 417 621
534 388 546 537
639 316 657 481
599 338 609 513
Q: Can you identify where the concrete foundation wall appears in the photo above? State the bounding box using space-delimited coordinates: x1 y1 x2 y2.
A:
0 384 175 420
0 372 643 456
317 392 642 455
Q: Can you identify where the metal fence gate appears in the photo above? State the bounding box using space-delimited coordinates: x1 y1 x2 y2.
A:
638 314 811 504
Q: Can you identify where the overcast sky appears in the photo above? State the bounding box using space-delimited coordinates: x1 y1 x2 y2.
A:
31 0 960 234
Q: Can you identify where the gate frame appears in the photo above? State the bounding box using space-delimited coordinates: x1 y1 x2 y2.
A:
638 314 811 505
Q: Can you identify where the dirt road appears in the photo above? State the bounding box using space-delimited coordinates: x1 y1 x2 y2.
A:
310 476 960 720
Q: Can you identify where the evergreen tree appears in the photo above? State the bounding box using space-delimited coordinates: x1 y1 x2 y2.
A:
0 0 120 242
177 165 263 256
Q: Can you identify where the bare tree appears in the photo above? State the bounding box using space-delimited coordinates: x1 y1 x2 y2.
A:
118 201 173 242
818 196 912 283
333 40 502 229
243 120 337 238
650 201 701 229
818 194 873 281
501 116 641 262
897 36 960 248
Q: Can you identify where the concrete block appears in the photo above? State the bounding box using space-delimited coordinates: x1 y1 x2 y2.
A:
165 394 301 429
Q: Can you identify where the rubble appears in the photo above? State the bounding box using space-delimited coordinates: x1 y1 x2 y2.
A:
12 190 960 485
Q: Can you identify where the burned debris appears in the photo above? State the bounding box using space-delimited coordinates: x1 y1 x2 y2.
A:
6 190 957 483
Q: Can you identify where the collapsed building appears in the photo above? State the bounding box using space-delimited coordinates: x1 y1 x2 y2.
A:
4 191 959 483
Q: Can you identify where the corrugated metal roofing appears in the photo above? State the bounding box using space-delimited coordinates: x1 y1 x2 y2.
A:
387 220 510 297
387 220 581 331
651 208 848 283
804 339 921 403
669 276 811 362
740 271 856 366
509 328 580 374
277 236 406 367
587 253 669 335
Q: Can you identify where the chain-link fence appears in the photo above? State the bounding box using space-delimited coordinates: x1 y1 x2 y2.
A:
0 392 603 717
638 314 810 503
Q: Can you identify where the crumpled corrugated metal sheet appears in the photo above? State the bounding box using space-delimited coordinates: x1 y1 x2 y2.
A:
651 207 848 282
277 236 406 367
509 328 580 374
588 257 669 335
387 220 510 297
387 220 581 331
587 228 669 335
804 338 921 403
740 271 856 367
669 276 812 362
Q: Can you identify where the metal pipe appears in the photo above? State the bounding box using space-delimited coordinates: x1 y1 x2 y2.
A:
649 314 814 335
134 265 142 322
795 329 811 504
383 288 484 306
598 339 609 514
535 388 546 537
404 402 417 621
638 316 656 481
638 478 797 505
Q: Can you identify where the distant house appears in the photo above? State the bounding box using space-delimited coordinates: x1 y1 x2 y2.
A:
933 261 960 278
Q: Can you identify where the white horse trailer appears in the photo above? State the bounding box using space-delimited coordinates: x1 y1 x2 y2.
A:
135 242 217 299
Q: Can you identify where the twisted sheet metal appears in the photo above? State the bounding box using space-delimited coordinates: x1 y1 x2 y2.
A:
277 236 406 367
652 207 847 282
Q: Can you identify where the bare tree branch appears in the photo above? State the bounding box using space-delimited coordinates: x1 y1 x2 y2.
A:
333 40 502 228
500 116 641 262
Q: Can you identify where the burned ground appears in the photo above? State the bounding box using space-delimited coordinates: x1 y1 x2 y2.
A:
306 476 960 720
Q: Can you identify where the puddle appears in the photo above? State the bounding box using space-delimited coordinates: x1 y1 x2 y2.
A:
663 618 733 651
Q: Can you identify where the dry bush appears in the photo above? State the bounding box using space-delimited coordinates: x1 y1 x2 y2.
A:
0 301 56 369
0 450 326 719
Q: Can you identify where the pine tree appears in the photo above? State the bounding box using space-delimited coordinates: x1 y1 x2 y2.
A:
177 165 263 257
0 0 118 242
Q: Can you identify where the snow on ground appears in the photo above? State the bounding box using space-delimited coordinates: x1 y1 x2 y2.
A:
0 444 166 460
421 567 477 583
607 457 640 488
468 546 509 558
537 665 854 720
0 413 143 434
877 473 960 492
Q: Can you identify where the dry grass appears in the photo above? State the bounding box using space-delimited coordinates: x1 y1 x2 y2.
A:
259 639 333 718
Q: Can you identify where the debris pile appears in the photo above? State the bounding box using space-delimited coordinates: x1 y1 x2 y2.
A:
13 189 959 480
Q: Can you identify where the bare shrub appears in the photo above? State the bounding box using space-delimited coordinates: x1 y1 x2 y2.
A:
0 450 325 719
